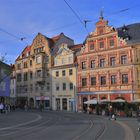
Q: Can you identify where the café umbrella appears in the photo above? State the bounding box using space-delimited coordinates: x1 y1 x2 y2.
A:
132 99 140 103
111 99 126 103
100 99 110 104
84 99 98 104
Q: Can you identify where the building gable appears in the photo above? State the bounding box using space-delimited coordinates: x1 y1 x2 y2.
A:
54 44 74 66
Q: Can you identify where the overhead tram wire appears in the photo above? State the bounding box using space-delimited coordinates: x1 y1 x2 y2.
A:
63 0 90 35
0 27 28 46
82 4 140 29
111 4 140 15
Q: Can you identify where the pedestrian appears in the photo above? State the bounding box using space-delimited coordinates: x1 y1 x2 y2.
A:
137 107 140 131
39 103 43 112
0 102 4 114
112 114 116 120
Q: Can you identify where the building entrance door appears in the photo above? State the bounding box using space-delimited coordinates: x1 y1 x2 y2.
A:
56 98 60 110
62 98 67 110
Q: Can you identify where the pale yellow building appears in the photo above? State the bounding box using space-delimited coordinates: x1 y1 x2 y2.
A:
14 33 74 109
51 44 79 111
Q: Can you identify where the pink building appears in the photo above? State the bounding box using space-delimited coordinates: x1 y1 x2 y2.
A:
77 13 140 112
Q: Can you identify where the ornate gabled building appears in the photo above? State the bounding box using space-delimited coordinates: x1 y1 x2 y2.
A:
77 13 140 111
51 43 82 111
14 32 74 109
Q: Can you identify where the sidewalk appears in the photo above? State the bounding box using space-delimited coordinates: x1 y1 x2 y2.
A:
104 116 140 140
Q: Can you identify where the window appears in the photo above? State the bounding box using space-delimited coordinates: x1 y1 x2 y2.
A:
30 84 33 92
56 83 59 91
55 59 57 65
110 57 116 66
100 59 105 67
24 62 28 68
0 81 5 91
82 78 87 86
40 86 44 91
91 77 96 86
62 58 66 64
46 70 49 77
101 76 106 85
30 72 33 79
30 60 32 66
56 71 59 77
62 70 66 76
100 41 104 48
90 43 94 50
121 55 127 64
17 63 21 69
24 72 28 81
122 74 128 84
34 47 44 54
36 56 41 64
91 60 96 68
17 74 22 82
46 83 50 91
63 83 66 90
36 70 42 77
68 57 73 63
99 29 103 34
82 61 86 69
111 75 117 84
110 39 114 47
45 55 49 63
24 85 28 92
69 69 73 75
35 84 38 91
69 83 73 90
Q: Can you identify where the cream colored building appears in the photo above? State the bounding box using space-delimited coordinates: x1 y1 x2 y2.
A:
14 33 74 109
51 44 77 111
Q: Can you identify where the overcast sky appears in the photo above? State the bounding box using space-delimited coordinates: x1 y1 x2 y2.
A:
0 0 140 64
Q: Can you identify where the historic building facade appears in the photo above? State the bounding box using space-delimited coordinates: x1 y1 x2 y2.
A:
77 14 140 111
14 32 74 109
0 61 11 103
51 43 82 111
10 64 16 105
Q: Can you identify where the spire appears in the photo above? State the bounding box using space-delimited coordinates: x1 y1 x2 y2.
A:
99 10 104 20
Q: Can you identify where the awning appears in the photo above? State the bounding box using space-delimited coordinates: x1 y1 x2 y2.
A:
132 99 140 103
100 99 110 103
77 90 133 95
111 99 126 103
84 99 98 104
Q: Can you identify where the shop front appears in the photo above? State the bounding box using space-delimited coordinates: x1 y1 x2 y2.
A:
35 96 50 109
54 95 74 111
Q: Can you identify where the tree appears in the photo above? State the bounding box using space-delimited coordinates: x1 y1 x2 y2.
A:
0 53 7 63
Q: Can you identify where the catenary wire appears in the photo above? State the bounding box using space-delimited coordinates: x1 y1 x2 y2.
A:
63 0 89 35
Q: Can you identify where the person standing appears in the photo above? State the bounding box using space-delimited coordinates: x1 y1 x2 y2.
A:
137 106 140 131
0 102 4 113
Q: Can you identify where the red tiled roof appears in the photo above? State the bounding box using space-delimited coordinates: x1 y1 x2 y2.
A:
22 46 31 56
69 44 83 51
51 34 62 43
16 45 31 61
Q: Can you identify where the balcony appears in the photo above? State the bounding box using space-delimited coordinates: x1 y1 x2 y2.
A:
36 77 45 85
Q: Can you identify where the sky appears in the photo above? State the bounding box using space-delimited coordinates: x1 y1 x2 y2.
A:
0 0 140 64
